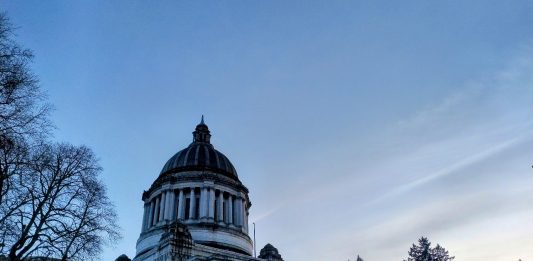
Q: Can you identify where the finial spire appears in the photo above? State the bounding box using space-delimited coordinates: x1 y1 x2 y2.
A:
193 116 211 143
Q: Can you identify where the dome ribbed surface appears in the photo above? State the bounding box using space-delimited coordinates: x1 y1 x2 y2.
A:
160 118 238 178
160 142 238 178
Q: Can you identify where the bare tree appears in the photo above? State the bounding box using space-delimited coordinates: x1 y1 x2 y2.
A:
0 12 52 256
54 172 120 261
5 143 120 260
0 11 51 206
0 14 120 260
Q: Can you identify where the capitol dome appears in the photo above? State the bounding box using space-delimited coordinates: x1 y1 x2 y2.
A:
135 117 254 260
160 117 238 179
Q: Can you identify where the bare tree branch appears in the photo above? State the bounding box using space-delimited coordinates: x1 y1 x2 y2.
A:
0 13 120 260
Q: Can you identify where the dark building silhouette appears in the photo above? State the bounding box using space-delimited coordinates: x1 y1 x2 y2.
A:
258 244 284 261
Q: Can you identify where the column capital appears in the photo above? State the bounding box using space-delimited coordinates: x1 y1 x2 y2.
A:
203 181 215 186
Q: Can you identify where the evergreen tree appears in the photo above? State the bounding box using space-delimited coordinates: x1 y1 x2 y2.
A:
404 237 454 261
406 237 432 261
431 244 454 261
356 255 364 261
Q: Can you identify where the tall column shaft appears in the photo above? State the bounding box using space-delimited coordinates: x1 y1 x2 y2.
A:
244 204 249 233
200 187 208 218
159 192 166 222
141 203 147 231
242 201 247 231
163 191 169 220
169 190 176 220
228 195 233 225
243 200 248 233
190 189 196 219
168 190 173 220
177 189 184 220
208 188 215 219
153 196 160 225
217 192 224 222
165 190 174 220
234 197 242 227
147 200 154 228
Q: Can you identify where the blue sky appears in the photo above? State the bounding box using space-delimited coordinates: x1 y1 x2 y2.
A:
3 1 533 260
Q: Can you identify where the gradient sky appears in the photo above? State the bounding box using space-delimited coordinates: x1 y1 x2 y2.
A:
3 1 533 260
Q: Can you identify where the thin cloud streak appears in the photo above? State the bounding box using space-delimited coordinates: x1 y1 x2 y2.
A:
286 45 533 260
366 130 532 206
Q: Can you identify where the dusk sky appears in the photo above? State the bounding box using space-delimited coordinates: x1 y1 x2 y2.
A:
3 1 533 260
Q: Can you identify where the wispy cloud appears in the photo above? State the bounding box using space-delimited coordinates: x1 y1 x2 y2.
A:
290 44 533 261
367 131 531 206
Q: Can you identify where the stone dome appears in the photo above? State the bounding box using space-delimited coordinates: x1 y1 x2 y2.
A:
115 254 131 261
258 243 284 261
160 117 238 179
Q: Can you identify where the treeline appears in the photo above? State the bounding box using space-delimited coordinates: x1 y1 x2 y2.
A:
353 237 525 261
352 237 454 261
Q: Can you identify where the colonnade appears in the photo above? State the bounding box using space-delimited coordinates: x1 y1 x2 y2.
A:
141 186 249 233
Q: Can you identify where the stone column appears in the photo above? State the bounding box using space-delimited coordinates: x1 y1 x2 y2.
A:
190 188 196 219
208 188 215 220
165 190 174 220
153 196 160 225
141 204 146 230
147 200 154 228
177 189 184 220
245 205 249 233
159 191 168 218
159 191 166 222
200 187 208 219
141 203 147 231
233 197 238 226
217 192 224 222
145 203 151 229
166 190 174 220
234 197 242 227
242 201 247 232
228 195 233 225
170 190 177 220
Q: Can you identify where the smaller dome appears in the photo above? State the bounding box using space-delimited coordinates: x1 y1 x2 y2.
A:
115 254 131 261
258 243 284 261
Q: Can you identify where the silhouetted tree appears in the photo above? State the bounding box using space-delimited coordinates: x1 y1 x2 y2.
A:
431 244 454 261
115 254 131 261
0 11 52 207
0 13 120 260
356 255 364 261
404 237 454 261
0 12 52 257
6 144 120 260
